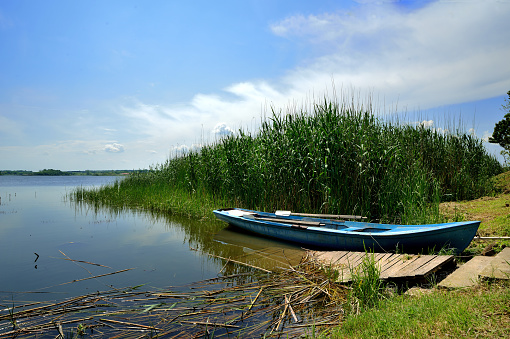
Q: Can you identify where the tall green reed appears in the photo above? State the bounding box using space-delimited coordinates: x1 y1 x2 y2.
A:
72 96 502 223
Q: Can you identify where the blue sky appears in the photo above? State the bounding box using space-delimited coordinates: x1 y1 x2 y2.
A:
1 0 509 171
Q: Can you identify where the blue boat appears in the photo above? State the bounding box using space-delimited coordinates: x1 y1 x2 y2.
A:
213 208 480 254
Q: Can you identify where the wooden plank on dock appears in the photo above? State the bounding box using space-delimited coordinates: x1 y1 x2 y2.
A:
416 255 454 276
378 253 406 274
377 252 395 267
309 250 454 282
344 252 365 267
391 255 439 278
380 257 419 279
311 251 348 266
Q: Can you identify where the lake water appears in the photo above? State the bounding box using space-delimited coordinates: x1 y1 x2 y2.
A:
0 176 303 304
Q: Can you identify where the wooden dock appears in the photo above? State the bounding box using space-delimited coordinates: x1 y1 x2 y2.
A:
309 250 455 282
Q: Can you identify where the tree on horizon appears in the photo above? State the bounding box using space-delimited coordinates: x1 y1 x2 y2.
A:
489 90 510 166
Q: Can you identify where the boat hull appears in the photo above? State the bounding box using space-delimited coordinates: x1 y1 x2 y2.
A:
213 208 480 254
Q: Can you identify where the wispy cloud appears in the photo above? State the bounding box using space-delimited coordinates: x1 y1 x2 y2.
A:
119 1 509 149
272 1 510 110
104 143 125 153
3 1 508 170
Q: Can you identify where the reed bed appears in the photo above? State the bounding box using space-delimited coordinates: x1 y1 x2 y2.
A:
0 255 354 338
71 96 502 224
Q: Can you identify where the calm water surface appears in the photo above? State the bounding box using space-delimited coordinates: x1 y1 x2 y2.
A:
0 176 303 304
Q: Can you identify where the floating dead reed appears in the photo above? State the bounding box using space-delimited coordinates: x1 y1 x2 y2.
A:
0 254 351 338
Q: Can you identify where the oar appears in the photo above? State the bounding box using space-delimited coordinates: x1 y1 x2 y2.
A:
275 210 366 220
473 236 510 240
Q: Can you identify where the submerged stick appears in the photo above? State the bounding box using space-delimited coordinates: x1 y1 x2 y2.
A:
60 258 112 269
56 250 123 292
207 253 272 273
99 318 162 331
274 295 290 332
179 320 241 328
0 295 90 321
57 268 135 286
285 295 299 323
248 287 264 311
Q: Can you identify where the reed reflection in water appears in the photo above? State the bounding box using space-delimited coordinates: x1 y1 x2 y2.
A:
0 176 304 305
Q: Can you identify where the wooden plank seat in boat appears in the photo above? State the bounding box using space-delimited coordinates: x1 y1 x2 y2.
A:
246 215 325 227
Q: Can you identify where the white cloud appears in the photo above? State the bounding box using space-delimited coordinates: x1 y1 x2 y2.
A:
420 120 434 128
212 123 234 137
271 1 510 111
105 2 509 161
482 130 492 142
173 144 189 154
104 143 125 153
170 144 202 157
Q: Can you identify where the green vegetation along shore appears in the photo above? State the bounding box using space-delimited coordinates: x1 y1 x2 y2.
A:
72 97 502 224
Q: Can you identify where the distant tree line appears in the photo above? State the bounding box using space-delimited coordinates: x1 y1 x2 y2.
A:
0 169 140 176
35 169 71 176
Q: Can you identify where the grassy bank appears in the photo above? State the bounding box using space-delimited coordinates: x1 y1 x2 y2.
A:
324 173 510 339
73 97 502 224
440 170 510 254
326 282 510 338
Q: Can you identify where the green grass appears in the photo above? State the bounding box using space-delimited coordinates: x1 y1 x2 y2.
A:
440 170 510 238
325 282 510 339
492 170 510 193
71 96 502 224
349 251 385 313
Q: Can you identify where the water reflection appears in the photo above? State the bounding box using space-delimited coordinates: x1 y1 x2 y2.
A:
0 177 305 306
73 200 305 277
214 227 304 270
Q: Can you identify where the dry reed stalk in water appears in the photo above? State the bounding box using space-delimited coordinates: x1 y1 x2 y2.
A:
286 294 299 323
207 253 272 273
247 287 264 311
56 268 135 286
179 320 241 328
99 318 163 331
